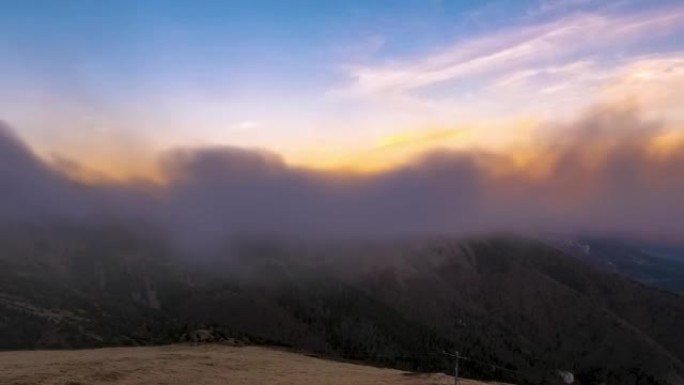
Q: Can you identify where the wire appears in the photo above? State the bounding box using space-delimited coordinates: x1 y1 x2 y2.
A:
312 349 555 384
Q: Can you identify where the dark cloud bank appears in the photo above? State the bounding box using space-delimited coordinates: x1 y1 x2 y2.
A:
2 105 684 250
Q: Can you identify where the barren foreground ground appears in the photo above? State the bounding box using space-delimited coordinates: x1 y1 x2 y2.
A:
0 344 498 385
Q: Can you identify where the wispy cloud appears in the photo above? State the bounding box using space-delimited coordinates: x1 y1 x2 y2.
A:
533 0 605 16
494 60 597 89
333 4 684 103
231 120 262 131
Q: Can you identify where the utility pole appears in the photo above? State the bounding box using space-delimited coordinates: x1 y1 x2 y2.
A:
443 350 460 385
454 351 459 385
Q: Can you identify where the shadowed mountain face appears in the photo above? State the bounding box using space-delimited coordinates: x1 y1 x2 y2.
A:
0 228 683 385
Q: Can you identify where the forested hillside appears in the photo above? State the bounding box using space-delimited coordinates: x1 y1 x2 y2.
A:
1 226 683 385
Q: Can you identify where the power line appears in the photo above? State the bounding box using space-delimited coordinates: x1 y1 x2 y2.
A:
299 348 557 384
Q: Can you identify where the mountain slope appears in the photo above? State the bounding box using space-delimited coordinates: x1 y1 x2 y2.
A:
0 228 683 385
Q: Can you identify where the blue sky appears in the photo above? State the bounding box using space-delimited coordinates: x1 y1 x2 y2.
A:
2 0 684 178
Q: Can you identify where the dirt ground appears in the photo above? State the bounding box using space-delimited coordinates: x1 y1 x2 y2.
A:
0 344 498 385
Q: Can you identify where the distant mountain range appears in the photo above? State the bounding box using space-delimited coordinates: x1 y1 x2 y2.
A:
555 237 684 294
0 225 683 385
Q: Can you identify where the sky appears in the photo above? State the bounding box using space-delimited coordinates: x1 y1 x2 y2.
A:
2 0 684 244
2 0 684 181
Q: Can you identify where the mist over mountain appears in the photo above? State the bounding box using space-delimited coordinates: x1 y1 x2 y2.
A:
2 106 684 384
2 105 684 249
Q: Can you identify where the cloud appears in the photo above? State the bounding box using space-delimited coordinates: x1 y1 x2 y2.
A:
373 129 466 151
0 121 90 223
340 6 684 96
1 105 683 249
331 2 684 123
494 60 598 89
601 55 684 112
533 0 603 16
231 121 261 131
